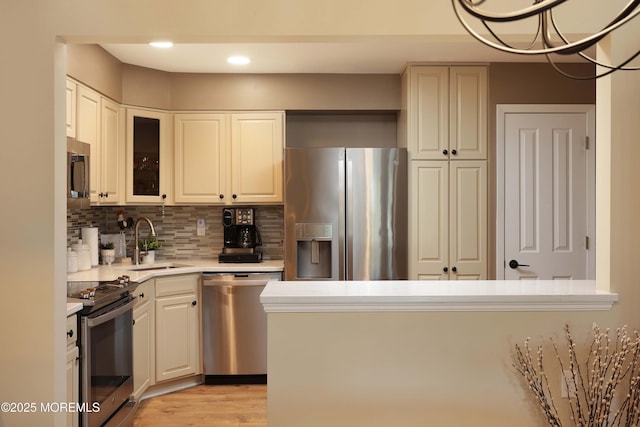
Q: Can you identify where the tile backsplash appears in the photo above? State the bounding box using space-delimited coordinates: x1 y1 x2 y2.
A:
67 205 284 262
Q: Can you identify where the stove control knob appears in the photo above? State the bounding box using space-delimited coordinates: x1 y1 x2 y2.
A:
117 275 131 285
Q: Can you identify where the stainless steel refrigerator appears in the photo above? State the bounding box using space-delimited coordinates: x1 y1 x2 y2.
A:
284 147 407 281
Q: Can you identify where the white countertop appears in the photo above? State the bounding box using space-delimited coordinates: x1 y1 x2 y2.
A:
66 259 284 316
260 280 618 312
67 259 284 283
67 301 83 316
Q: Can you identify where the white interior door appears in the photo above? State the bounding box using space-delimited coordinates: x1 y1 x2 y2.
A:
497 105 595 280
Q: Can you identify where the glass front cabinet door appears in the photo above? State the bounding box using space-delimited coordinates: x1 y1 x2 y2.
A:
126 108 172 204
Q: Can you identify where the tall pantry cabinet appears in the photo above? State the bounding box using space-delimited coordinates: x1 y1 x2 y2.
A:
403 65 488 280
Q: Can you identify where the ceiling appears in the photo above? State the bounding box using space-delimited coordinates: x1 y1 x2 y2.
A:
100 39 550 74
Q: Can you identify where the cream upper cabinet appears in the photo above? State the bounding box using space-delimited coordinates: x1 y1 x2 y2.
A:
407 66 449 160
229 112 284 204
174 111 284 204
76 85 101 202
75 83 124 205
126 107 173 205
406 65 487 160
66 78 76 138
98 97 125 204
155 274 200 383
449 67 487 160
132 280 155 399
174 113 228 203
409 161 487 280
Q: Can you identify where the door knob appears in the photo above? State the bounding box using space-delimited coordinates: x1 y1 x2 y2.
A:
508 259 530 269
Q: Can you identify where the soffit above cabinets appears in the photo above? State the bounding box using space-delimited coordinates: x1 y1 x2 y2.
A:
100 39 562 75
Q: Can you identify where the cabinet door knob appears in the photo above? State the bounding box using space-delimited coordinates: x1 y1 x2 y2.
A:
192 300 197 306
451 149 457 155
442 149 448 156
139 293 144 299
443 267 448 273
451 266 457 272
232 194 238 199
219 194 225 199
67 329 74 338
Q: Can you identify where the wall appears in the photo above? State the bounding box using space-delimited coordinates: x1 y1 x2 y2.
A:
168 72 401 111
67 205 284 261
67 44 123 102
69 48 402 111
0 1 636 426
607 24 640 322
286 112 398 148
268 310 615 427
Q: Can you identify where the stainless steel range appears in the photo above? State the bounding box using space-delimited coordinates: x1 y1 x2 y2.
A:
68 276 138 427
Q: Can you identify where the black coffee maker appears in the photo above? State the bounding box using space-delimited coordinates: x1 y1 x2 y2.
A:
219 208 263 263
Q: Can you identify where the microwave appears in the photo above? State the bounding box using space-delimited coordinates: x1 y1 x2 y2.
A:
67 138 91 209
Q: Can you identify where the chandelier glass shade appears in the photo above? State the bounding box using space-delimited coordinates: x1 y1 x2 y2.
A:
451 0 640 79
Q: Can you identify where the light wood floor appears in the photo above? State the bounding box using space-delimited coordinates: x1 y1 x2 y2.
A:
133 384 267 427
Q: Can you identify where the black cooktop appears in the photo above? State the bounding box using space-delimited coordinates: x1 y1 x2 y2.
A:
67 276 138 314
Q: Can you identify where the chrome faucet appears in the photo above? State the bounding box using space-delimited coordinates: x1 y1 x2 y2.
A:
134 217 157 265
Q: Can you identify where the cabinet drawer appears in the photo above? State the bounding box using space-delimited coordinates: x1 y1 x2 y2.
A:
133 280 154 307
66 314 77 347
155 274 199 297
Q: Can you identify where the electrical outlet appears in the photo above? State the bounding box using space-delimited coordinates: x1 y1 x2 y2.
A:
196 218 206 236
561 370 577 398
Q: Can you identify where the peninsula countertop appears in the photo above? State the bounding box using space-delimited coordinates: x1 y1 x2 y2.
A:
260 280 618 312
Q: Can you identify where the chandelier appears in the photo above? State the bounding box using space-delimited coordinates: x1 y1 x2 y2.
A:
451 0 640 79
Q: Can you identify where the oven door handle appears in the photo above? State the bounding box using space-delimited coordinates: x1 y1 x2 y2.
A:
87 298 135 328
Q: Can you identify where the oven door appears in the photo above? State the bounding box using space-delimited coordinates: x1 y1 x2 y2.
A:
80 297 136 427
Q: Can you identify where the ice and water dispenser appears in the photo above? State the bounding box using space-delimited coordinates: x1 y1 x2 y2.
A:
295 223 333 279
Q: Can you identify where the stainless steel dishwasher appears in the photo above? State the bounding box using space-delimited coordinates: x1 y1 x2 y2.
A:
202 271 281 384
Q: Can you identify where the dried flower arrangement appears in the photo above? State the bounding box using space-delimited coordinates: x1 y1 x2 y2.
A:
514 324 640 427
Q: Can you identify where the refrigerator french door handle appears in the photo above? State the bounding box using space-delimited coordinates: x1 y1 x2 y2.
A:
345 157 353 281
338 157 346 281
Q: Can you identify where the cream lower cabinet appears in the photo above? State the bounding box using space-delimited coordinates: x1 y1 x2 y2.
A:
174 112 284 204
409 160 487 280
66 314 79 427
132 280 155 399
155 274 201 382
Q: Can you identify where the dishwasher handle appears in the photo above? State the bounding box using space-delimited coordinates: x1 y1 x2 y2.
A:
202 272 282 287
203 279 272 288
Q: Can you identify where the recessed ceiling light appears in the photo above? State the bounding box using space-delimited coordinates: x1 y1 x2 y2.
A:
227 56 251 65
149 41 173 48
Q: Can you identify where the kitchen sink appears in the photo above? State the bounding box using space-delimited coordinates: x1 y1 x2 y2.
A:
124 263 192 272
